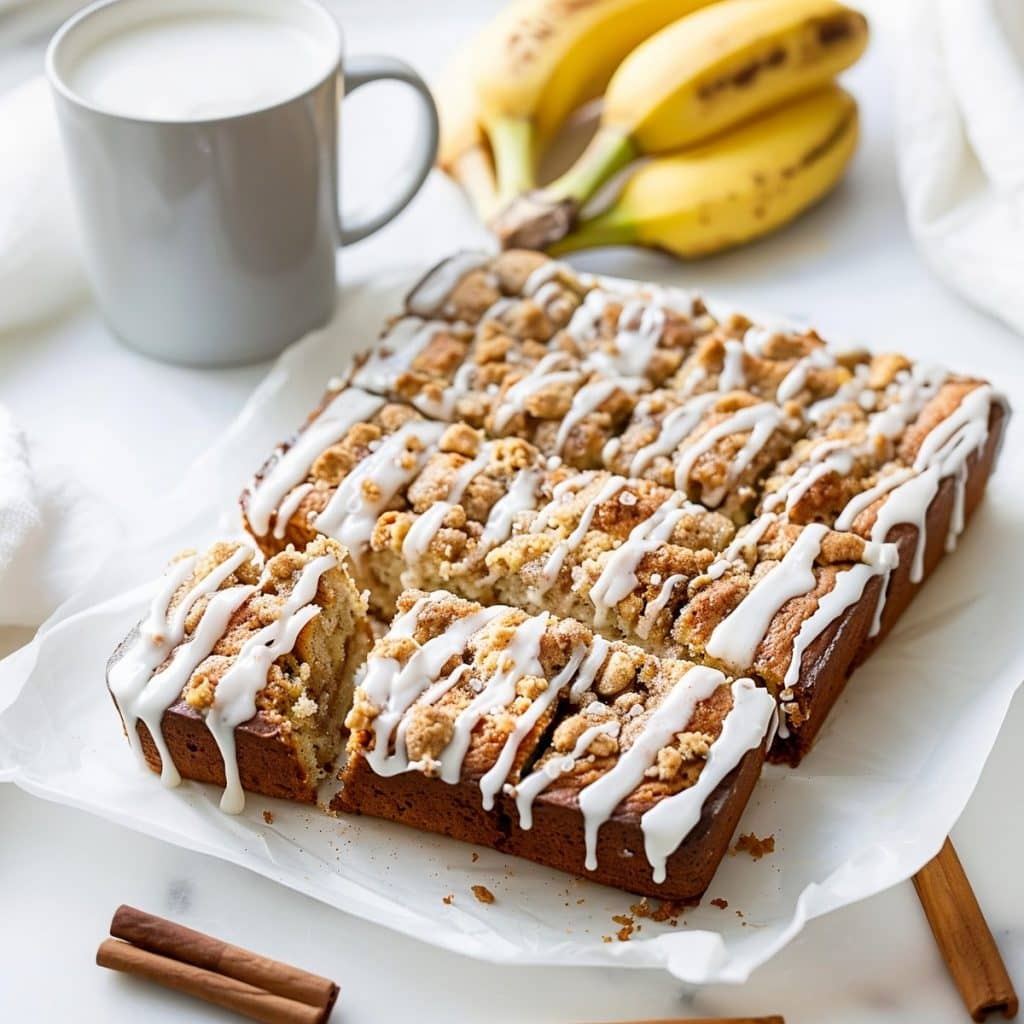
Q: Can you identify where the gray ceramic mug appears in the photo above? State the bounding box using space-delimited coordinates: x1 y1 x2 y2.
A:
46 0 439 366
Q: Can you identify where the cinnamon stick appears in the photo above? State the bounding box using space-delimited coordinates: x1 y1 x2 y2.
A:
578 1018 784 1023
912 838 1018 1022
110 904 338 1013
97 940 325 1024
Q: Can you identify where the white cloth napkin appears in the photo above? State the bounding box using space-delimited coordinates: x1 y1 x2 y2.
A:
893 0 1024 337
0 404 115 627
0 74 86 333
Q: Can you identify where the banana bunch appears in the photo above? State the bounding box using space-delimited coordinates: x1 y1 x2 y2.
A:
436 0 869 261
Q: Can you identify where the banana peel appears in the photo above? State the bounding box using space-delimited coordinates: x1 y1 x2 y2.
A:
495 0 867 250
548 85 859 259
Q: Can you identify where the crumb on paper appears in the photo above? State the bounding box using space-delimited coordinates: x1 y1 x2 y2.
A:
576 898 585 905
472 852 479 863
471 885 495 905
601 935 612 943
733 832 775 860
630 897 688 925
710 898 728 910
262 810 274 825
612 914 634 941
442 893 454 905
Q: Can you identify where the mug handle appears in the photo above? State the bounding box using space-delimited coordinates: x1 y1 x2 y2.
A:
338 55 439 246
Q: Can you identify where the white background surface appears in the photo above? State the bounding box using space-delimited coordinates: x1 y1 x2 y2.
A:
0 1 1021 1021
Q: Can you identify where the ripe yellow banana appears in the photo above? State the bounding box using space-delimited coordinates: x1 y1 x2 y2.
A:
435 47 499 221
471 0 723 203
548 85 859 259
497 0 867 249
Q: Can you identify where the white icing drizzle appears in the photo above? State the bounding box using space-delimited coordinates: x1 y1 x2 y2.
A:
706 523 829 671
512 719 621 830
742 325 774 356
782 563 879 690
840 384 992 634
577 664 727 871
480 467 542 547
834 468 914 531
351 317 447 394
672 403 782 506
762 441 856 514
554 377 647 455
913 384 991 472
108 545 257 783
640 678 776 883
676 363 708 396
437 611 549 791
477 637 585 810
870 467 940 593
401 442 495 560
565 287 612 342
247 388 385 537
805 364 871 425
531 281 564 310
205 552 337 814
361 598 507 777
569 636 611 702
775 347 835 403
272 483 314 541
636 574 686 640
522 260 565 298
313 419 446 567
491 352 583 432
718 339 748 391
589 493 697 625
587 300 667 378
528 472 597 534
868 364 948 441
406 251 492 317
706 512 777 580
414 360 477 420
628 393 719 476
539 475 628 589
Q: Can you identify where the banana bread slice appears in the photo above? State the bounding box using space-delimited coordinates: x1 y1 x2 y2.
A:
107 537 371 811
334 589 775 900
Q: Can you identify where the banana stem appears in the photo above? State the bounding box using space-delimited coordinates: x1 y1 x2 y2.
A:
451 146 500 222
547 208 639 255
487 116 536 203
547 128 639 206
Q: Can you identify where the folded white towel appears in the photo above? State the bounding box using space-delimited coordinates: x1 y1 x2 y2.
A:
0 75 86 334
894 0 1024 337
0 404 115 627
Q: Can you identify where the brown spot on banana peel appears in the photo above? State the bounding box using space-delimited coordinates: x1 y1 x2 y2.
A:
786 106 857 178
696 12 866 102
491 191 578 251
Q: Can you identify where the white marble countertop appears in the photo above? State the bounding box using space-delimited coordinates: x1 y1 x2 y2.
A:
1 2 1021 1021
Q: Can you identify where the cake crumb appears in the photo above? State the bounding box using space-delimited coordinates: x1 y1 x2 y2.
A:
472 852 479 863
612 914 634 941
471 885 495 904
630 897 688 925
734 832 775 860
710 898 728 910
442 893 454 905
601 935 613 943
262 810 274 825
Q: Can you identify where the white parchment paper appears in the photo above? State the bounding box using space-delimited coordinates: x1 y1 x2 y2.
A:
1 270 1022 984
